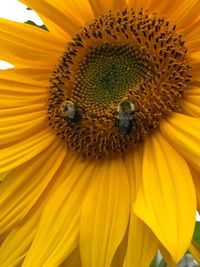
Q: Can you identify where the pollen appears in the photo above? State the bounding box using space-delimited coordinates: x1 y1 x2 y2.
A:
47 8 192 159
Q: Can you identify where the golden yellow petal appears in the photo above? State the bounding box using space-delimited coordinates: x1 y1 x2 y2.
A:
129 0 200 31
0 110 45 126
181 100 200 118
23 155 93 267
0 70 48 93
185 95 200 106
159 244 177 267
189 167 200 212
124 215 158 267
4 67 50 81
0 115 46 145
1 103 45 117
0 206 41 267
0 18 64 64
0 109 46 145
184 19 200 51
0 129 55 173
124 146 143 194
110 233 127 267
59 247 81 267
0 139 66 235
0 94 45 108
134 131 196 263
0 50 55 68
183 21 200 52
0 18 64 51
20 0 93 38
160 113 200 172
169 0 200 29
80 158 130 267
186 85 200 96
188 52 200 81
0 70 47 109
123 148 159 267
0 171 10 182
89 0 126 17
128 0 152 13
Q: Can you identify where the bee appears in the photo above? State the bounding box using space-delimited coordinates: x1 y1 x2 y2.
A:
115 99 137 134
60 100 82 123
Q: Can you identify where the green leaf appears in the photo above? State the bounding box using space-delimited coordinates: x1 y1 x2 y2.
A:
193 221 200 245
24 20 48 31
150 253 167 267
150 254 158 267
157 259 167 267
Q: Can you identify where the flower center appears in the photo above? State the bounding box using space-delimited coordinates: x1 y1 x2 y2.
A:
73 43 152 114
47 8 192 159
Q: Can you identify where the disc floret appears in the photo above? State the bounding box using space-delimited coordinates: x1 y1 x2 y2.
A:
47 8 192 158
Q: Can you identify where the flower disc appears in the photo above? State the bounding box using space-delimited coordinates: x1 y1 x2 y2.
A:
47 8 192 159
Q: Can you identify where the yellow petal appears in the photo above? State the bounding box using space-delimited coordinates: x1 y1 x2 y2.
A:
0 18 64 64
181 100 200 118
124 214 158 267
190 51 200 64
0 71 47 107
134 131 196 263
0 50 56 68
111 233 127 267
160 113 200 172
128 0 152 14
184 95 200 106
189 52 200 78
23 156 93 267
159 244 177 267
123 148 159 267
0 110 45 126
0 114 46 145
3 67 50 81
59 247 82 267
0 171 10 182
128 0 199 28
190 167 200 212
184 18 200 51
89 0 126 17
20 0 93 38
0 18 63 52
0 139 66 235
80 158 130 267
0 206 42 267
189 240 200 264
0 70 47 94
124 146 143 194
186 86 200 96
1 103 45 117
0 93 44 108
0 129 55 173
169 0 200 29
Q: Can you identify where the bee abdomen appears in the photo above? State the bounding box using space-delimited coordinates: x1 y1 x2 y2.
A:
69 108 82 123
118 120 133 134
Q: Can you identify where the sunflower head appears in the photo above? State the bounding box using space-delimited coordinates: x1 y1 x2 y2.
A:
0 0 200 267
47 8 192 159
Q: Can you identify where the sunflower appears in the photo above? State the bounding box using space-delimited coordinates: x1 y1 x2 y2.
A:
0 0 200 266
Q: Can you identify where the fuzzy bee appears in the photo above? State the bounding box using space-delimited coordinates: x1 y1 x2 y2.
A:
60 100 82 123
115 99 137 134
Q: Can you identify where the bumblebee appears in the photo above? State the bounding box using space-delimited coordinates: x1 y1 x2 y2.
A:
60 100 82 123
115 99 137 134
